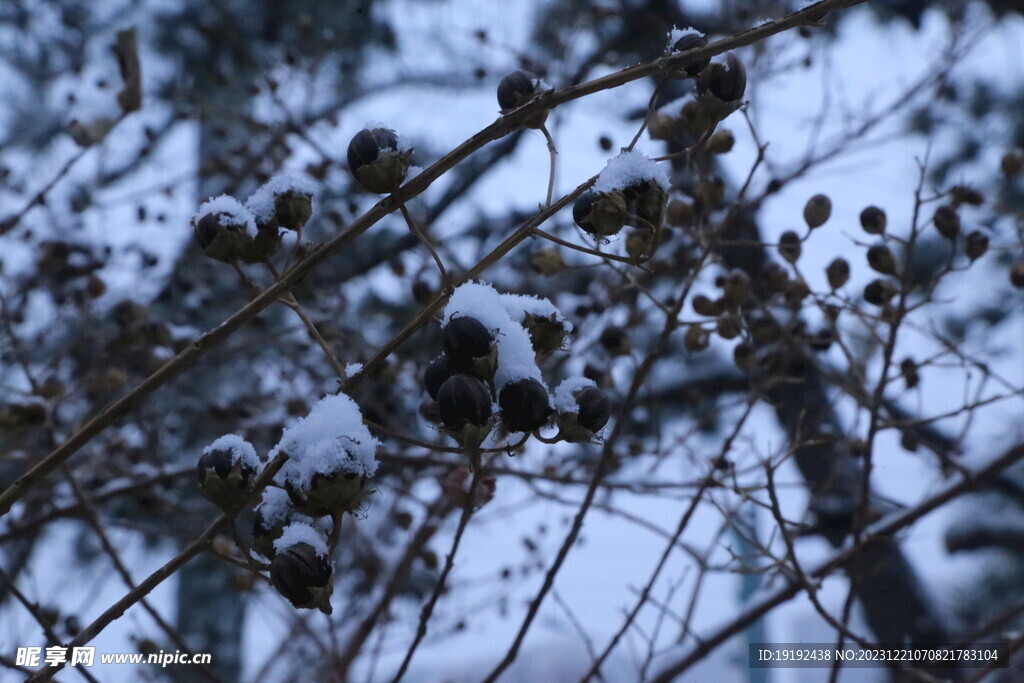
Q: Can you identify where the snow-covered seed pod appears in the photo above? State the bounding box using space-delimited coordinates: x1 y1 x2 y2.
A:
499 377 552 433
573 191 628 237
441 316 497 378
437 374 494 449
554 378 610 443
803 194 832 229
670 33 710 78
859 206 887 234
697 53 746 103
245 175 316 232
251 487 329 560
195 434 260 511
192 196 258 263
270 524 333 613
346 127 412 194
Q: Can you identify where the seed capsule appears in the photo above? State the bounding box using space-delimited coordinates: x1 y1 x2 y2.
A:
1011 262 1024 289
965 231 989 261
778 230 801 263
499 378 552 433
803 194 832 229
1001 149 1024 176
599 326 631 356
347 127 411 194
859 206 887 234
684 325 710 352
195 435 259 511
707 129 735 154
497 70 544 112
933 205 960 240
867 244 897 275
826 257 850 289
424 355 453 401
573 191 628 237
556 383 611 443
442 316 496 377
437 374 494 449
692 294 720 317
270 541 334 613
863 278 899 306
696 53 746 103
670 33 710 77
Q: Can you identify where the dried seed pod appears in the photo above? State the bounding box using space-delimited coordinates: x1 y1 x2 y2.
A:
696 53 746 103
666 200 694 227
784 279 811 310
859 206 887 234
442 316 496 378
1001 149 1024 176
867 244 897 275
748 313 782 344
670 33 711 77
721 269 751 306
933 205 960 240
497 70 544 112
556 383 611 443
826 257 850 289
195 435 259 511
950 185 984 207
803 194 832 229
733 342 755 371
761 261 790 292
965 231 989 261
437 374 494 448
499 378 552 433
1011 262 1024 289
647 112 678 141
270 538 334 613
600 326 631 356
716 316 741 340
863 278 899 306
531 247 565 276
707 129 735 154
684 325 710 352
573 191 628 237
692 294 721 317
519 311 572 362
680 99 712 137
900 357 920 389
347 127 412 194
192 196 257 263
778 230 801 263
694 176 725 208
424 355 454 401
251 487 324 560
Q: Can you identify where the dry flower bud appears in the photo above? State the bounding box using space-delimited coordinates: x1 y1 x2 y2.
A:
803 194 832 229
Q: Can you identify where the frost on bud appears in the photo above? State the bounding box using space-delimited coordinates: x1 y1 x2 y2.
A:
573 191 628 237
826 257 850 289
1001 149 1024 176
1011 262 1024 289
707 129 735 154
437 374 494 448
803 194 831 229
778 230 801 263
695 53 746 120
195 435 260 511
270 528 333 613
497 70 548 127
864 278 899 306
192 196 258 263
347 127 412 194
965 231 989 261
867 244 897 275
554 379 610 443
933 205 960 240
670 32 711 77
424 355 454 401
442 316 497 378
499 378 552 433
443 466 496 509
859 206 887 234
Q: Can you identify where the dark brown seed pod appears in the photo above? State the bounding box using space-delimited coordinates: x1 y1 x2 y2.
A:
867 244 897 275
863 278 899 306
933 205 960 240
803 194 832 229
965 231 989 261
424 355 453 401
1011 262 1024 289
437 374 493 430
671 33 710 77
497 70 544 111
347 127 411 194
499 378 552 433
778 230 801 263
270 542 334 613
859 206 887 234
573 191 628 237
826 257 850 289
692 294 721 317
696 53 746 103
684 325 710 352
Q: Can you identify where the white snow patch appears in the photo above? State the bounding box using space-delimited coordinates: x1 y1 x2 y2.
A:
272 394 379 491
273 521 328 557
194 195 257 238
363 121 413 153
666 26 701 53
345 363 364 379
244 174 317 225
554 377 597 414
501 293 571 331
203 434 260 470
592 151 670 194
255 487 297 529
443 282 546 390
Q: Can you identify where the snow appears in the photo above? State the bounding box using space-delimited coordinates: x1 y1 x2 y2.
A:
345 363 364 379
501 293 571 330
442 282 546 390
363 121 413 153
272 393 380 491
203 434 260 470
255 487 296 529
194 195 258 238
592 151 670 194
553 376 597 414
273 521 329 557
244 174 317 224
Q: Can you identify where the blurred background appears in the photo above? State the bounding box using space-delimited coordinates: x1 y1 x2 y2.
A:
1 0 1024 681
